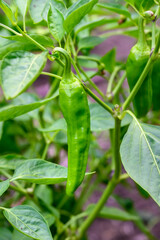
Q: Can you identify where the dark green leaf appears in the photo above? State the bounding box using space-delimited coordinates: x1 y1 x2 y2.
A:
97 3 131 18
86 204 138 221
47 5 65 42
78 36 105 50
11 159 68 184
101 48 116 73
1 51 48 99
3 205 52 240
64 0 98 33
0 179 10 196
120 112 160 206
0 91 59 122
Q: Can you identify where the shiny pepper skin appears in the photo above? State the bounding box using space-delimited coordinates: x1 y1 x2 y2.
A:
152 59 160 111
126 18 152 118
56 48 90 196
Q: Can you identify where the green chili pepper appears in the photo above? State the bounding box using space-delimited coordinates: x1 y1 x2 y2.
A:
126 17 152 117
54 47 90 196
152 59 160 111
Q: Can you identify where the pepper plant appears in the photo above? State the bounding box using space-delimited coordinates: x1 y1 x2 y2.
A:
0 0 160 239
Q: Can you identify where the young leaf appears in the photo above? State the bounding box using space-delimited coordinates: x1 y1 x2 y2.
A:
78 36 105 50
97 2 131 18
47 5 65 42
0 91 59 122
64 0 98 33
120 112 160 206
86 204 138 221
3 205 52 240
0 0 16 24
15 0 31 17
0 179 10 196
1 51 48 99
100 48 116 73
11 159 68 184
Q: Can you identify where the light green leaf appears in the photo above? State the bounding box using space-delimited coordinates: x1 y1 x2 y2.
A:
3 205 52 240
42 0 66 21
0 179 10 196
12 229 33 240
64 0 98 33
86 204 138 221
101 48 116 73
125 0 154 14
78 36 105 50
0 154 26 170
0 227 12 240
120 111 160 206
47 5 65 42
0 91 59 122
11 159 68 184
75 17 117 35
97 2 131 18
1 51 48 99
15 0 31 19
29 0 47 23
39 118 67 132
0 0 15 24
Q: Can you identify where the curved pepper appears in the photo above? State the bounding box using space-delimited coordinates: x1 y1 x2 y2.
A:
55 47 90 196
126 17 152 117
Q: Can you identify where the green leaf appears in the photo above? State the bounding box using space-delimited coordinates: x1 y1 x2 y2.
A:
64 0 98 33
29 0 66 23
47 5 65 42
15 0 31 19
12 229 33 240
35 185 53 206
3 205 52 240
0 227 12 240
0 122 4 140
100 48 116 73
0 179 10 196
0 91 59 122
11 159 68 184
29 0 47 23
78 36 105 50
1 51 48 99
125 0 154 14
0 0 16 24
86 204 138 221
39 118 67 132
0 154 26 170
75 17 117 35
97 2 131 18
120 111 160 206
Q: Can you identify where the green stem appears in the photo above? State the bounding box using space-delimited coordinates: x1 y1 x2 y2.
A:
137 17 145 48
82 83 113 115
152 21 156 49
77 63 105 99
112 72 126 99
0 23 22 36
77 117 121 239
42 142 50 160
16 25 46 51
41 71 62 80
123 33 160 111
106 66 122 96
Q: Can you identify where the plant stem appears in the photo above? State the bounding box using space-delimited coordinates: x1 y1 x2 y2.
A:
42 142 50 160
77 117 121 239
16 25 47 51
77 63 105 99
0 23 22 36
152 21 156 49
123 33 160 111
106 66 122 96
112 72 126 98
41 71 62 80
82 83 113 115
77 55 100 64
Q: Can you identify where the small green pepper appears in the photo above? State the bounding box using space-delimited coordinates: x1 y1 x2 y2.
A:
54 47 90 196
126 17 152 117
